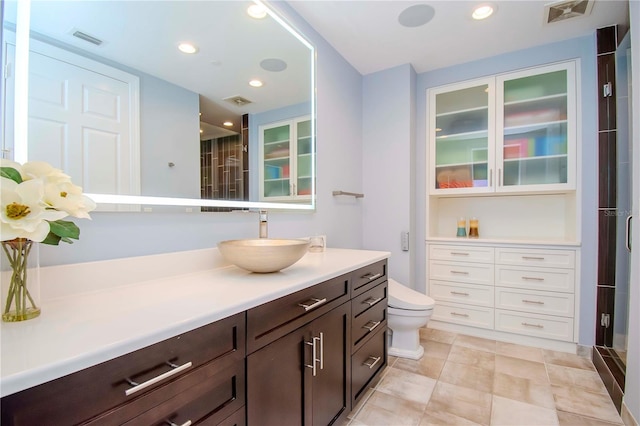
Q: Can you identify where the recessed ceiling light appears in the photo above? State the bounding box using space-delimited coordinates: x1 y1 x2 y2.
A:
472 4 495 20
223 121 233 127
247 4 267 19
249 79 263 88
178 43 198 54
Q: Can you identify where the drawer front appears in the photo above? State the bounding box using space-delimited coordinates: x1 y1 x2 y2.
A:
495 248 575 268
247 274 350 354
352 329 387 403
430 280 494 308
1 313 245 426
432 302 494 329
352 281 387 318
117 358 245 426
351 260 387 295
429 260 493 285
495 265 574 293
495 309 574 342
495 287 574 317
429 245 494 263
352 296 387 350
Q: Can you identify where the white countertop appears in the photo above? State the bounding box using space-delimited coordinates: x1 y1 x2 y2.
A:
0 247 390 397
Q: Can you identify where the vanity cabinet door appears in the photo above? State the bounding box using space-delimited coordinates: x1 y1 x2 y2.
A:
246 302 351 426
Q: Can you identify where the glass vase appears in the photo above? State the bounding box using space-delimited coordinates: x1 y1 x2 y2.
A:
1 239 41 322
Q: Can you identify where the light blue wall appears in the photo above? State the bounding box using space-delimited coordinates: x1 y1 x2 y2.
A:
39 1 365 266
362 64 416 286
412 36 598 347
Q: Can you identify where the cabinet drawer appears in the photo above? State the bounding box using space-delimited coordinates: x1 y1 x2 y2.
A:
495 287 574 317
495 248 575 268
351 260 387 296
247 274 350 353
352 328 386 403
1 313 245 426
352 295 387 350
432 302 494 329
114 358 245 426
352 281 387 318
430 280 494 307
429 245 494 263
495 309 574 342
429 260 493 285
495 265 574 293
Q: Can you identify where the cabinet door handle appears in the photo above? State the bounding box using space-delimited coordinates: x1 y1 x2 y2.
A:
522 299 545 305
125 361 193 396
298 297 327 311
450 312 469 318
489 169 493 186
363 356 381 369
626 215 632 252
166 421 192 426
498 168 502 186
305 336 320 377
450 291 469 296
319 332 324 370
450 270 469 275
362 272 382 281
450 251 470 256
363 297 382 306
362 320 381 332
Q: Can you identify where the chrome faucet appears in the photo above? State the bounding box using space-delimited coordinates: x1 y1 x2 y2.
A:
259 210 268 238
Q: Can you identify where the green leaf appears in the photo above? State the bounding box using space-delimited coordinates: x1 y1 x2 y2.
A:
48 220 80 242
41 232 62 246
0 167 22 183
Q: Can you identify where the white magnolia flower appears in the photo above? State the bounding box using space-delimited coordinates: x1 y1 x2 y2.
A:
43 181 97 219
21 161 71 185
1 177 69 242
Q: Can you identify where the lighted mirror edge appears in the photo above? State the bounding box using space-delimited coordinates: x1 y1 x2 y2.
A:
86 194 315 210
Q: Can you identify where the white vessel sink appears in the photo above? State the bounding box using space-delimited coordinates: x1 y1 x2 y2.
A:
217 239 310 273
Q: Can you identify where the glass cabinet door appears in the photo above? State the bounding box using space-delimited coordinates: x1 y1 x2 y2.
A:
430 80 494 193
296 119 313 197
262 123 291 198
497 63 575 190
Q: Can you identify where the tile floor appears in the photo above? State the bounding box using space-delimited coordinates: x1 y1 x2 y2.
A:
344 328 624 426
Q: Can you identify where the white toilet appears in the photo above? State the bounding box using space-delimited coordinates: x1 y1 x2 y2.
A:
387 278 435 360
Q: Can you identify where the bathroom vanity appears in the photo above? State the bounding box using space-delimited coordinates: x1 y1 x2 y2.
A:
0 248 389 425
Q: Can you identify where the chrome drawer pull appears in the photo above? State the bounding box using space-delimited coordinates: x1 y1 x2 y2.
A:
305 335 321 376
522 299 545 305
450 270 469 275
450 251 470 256
363 356 381 369
363 297 383 306
522 256 545 261
450 291 469 296
165 420 192 426
298 297 327 311
522 276 544 281
319 332 324 370
522 322 544 329
362 272 383 281
363 320 381 332
450 312 469 318
125 361 193 396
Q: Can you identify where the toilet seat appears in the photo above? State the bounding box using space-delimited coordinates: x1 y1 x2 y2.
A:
388 279 435 311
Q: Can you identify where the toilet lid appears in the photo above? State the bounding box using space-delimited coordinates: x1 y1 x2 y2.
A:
388 278 435 310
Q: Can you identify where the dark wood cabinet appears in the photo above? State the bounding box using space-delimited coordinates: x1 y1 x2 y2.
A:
246 302 350 426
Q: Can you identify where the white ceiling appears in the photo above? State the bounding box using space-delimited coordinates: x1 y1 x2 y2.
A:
289 0 630 75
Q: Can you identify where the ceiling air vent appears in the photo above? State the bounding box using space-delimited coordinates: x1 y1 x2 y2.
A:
223 95 253 107
71 30 103 46
544 0 594 24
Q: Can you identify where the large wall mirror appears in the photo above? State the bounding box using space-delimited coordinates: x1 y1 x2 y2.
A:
1 0 315 211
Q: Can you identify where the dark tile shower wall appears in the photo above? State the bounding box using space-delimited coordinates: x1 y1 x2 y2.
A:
594 25 625 413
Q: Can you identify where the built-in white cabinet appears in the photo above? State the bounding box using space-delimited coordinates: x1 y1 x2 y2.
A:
259 115 313 202
428 61 577 195
427 242 579 349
